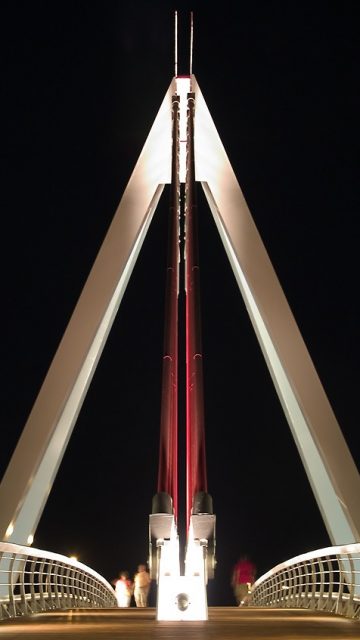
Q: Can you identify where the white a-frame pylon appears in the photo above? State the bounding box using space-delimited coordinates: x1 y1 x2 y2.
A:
0 76 359 548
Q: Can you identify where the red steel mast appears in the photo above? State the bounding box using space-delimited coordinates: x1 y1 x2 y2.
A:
157 95 180 520
185 91 208 529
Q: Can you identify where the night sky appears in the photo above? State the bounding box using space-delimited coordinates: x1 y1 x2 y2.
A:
1 2 359 606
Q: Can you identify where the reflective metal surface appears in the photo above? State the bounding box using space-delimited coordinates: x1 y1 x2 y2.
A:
252 543 360 619
0 542 116 619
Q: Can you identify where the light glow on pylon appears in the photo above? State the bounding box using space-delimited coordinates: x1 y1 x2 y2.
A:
175 76 191 183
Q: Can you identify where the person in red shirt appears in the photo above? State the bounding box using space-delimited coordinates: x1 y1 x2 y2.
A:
231 555 256 606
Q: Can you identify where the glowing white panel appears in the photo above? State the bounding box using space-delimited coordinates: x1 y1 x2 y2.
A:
156 524 207 621
157 574 207 621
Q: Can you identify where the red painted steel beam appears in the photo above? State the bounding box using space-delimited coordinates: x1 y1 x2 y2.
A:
185 92 208 529
157 96 180 520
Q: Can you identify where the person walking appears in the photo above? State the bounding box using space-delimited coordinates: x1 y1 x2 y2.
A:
133 564 151 607
113 571 133 607
231 555 256 606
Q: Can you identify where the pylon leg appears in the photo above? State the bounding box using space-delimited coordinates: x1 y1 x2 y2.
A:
192 76 360 544
0 80 176 544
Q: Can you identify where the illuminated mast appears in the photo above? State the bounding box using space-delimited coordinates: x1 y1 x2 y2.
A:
156 89 180 520
185 86 208 529
151 13 215 620
156 11 211 530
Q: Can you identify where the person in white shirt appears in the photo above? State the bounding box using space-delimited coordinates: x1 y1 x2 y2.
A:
113 571 133 607
133 564 151 607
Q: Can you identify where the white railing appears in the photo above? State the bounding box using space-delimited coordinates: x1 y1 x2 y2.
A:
0 542 117 619
251 543 360 619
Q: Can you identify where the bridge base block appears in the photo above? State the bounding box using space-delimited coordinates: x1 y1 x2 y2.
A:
150 495 215 620
157 573 207 621
154 526 208 620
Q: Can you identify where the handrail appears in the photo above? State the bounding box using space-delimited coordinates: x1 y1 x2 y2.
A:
251 543 360 619
2 541 360 621
0 541 117 620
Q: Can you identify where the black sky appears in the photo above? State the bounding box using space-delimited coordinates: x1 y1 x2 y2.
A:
1 2 359 606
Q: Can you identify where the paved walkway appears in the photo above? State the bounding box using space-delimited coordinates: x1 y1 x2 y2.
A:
0 607 359 639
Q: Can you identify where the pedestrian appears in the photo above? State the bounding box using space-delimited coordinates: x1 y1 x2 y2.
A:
133 563 151 607
231 555 256 606
113 570 133 607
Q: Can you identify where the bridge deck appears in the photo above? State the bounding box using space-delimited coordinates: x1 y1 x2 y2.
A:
1 607 359 639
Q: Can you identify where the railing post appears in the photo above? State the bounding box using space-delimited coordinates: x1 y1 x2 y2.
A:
8 554 17 618
53 560 60 609
18 554 28 616
38 558 46 611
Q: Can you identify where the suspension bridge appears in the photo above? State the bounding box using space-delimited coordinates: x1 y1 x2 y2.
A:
0 13 359 637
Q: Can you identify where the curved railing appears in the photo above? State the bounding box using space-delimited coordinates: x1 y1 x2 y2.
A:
251 543 360 619
0 542 117 619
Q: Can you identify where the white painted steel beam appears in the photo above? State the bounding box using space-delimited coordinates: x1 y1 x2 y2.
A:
192 76 360 545
0 80 176 544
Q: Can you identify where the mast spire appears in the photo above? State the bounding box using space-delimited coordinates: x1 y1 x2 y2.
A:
189 11 194 75
174 11 178 77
